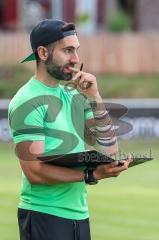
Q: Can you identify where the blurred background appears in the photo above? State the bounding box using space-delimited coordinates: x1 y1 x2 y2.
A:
0 0 159 240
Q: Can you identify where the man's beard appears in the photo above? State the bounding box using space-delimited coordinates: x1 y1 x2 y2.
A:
45 54 73 81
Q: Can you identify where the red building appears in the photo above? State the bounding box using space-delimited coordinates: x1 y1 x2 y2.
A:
0 0 18 30
0 0 106 31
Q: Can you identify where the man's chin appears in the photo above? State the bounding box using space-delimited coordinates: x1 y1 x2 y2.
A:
63 73 72 81
47 69 72 81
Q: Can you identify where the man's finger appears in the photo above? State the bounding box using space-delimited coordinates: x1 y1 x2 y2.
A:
72 71 83 81
68 66 80 73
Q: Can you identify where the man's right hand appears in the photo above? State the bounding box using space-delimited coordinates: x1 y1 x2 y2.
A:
93 157 132 180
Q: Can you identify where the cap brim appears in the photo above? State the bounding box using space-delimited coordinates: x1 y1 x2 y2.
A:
21 53 36 63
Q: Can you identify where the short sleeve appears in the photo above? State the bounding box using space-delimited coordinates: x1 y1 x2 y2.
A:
8 104 46 144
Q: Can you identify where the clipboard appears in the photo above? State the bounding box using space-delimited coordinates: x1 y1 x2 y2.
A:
38 150 154 168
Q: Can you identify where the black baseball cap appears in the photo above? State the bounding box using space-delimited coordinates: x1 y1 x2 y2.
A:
21 19 77 63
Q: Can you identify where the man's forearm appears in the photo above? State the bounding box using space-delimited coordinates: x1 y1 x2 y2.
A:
17 141 85 185
37 163 84 184
88 94 118 155
20 159 85 184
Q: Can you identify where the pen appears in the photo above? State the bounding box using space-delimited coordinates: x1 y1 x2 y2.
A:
80 63 83 71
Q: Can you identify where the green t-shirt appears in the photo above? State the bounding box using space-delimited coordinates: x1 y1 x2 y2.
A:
8 76 93 220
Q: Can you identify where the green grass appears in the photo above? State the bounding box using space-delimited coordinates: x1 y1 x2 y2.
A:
97 74 159 98
88 139 159 240
0 65 32 98
0 65 159 98
0 139 159 240
0 143 20 240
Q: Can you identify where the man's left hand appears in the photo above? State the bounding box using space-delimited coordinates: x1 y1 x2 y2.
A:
69 67 99 99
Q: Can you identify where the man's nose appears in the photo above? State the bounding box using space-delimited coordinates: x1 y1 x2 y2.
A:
70 52 79 64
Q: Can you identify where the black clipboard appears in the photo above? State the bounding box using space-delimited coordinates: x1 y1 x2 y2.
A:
38 150 154 168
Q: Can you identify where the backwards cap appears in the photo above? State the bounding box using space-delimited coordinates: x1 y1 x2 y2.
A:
21 19 77 63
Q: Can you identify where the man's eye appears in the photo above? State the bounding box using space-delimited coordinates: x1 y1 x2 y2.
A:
65 49 72 54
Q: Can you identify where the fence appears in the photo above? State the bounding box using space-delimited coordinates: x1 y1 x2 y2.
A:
0 32 159 75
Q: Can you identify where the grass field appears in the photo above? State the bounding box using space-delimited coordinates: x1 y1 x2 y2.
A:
0 139 159 240
1 65 159 98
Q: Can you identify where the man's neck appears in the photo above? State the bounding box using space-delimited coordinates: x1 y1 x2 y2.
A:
35 67 59 87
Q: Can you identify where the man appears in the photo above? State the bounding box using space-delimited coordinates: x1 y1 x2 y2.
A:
8 19 130 240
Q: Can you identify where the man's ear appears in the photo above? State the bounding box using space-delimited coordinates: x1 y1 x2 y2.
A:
37 46 49 61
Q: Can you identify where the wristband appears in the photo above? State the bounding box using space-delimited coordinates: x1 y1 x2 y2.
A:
84 168 98 185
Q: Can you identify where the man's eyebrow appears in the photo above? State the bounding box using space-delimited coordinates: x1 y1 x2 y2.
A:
62 45 80 50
